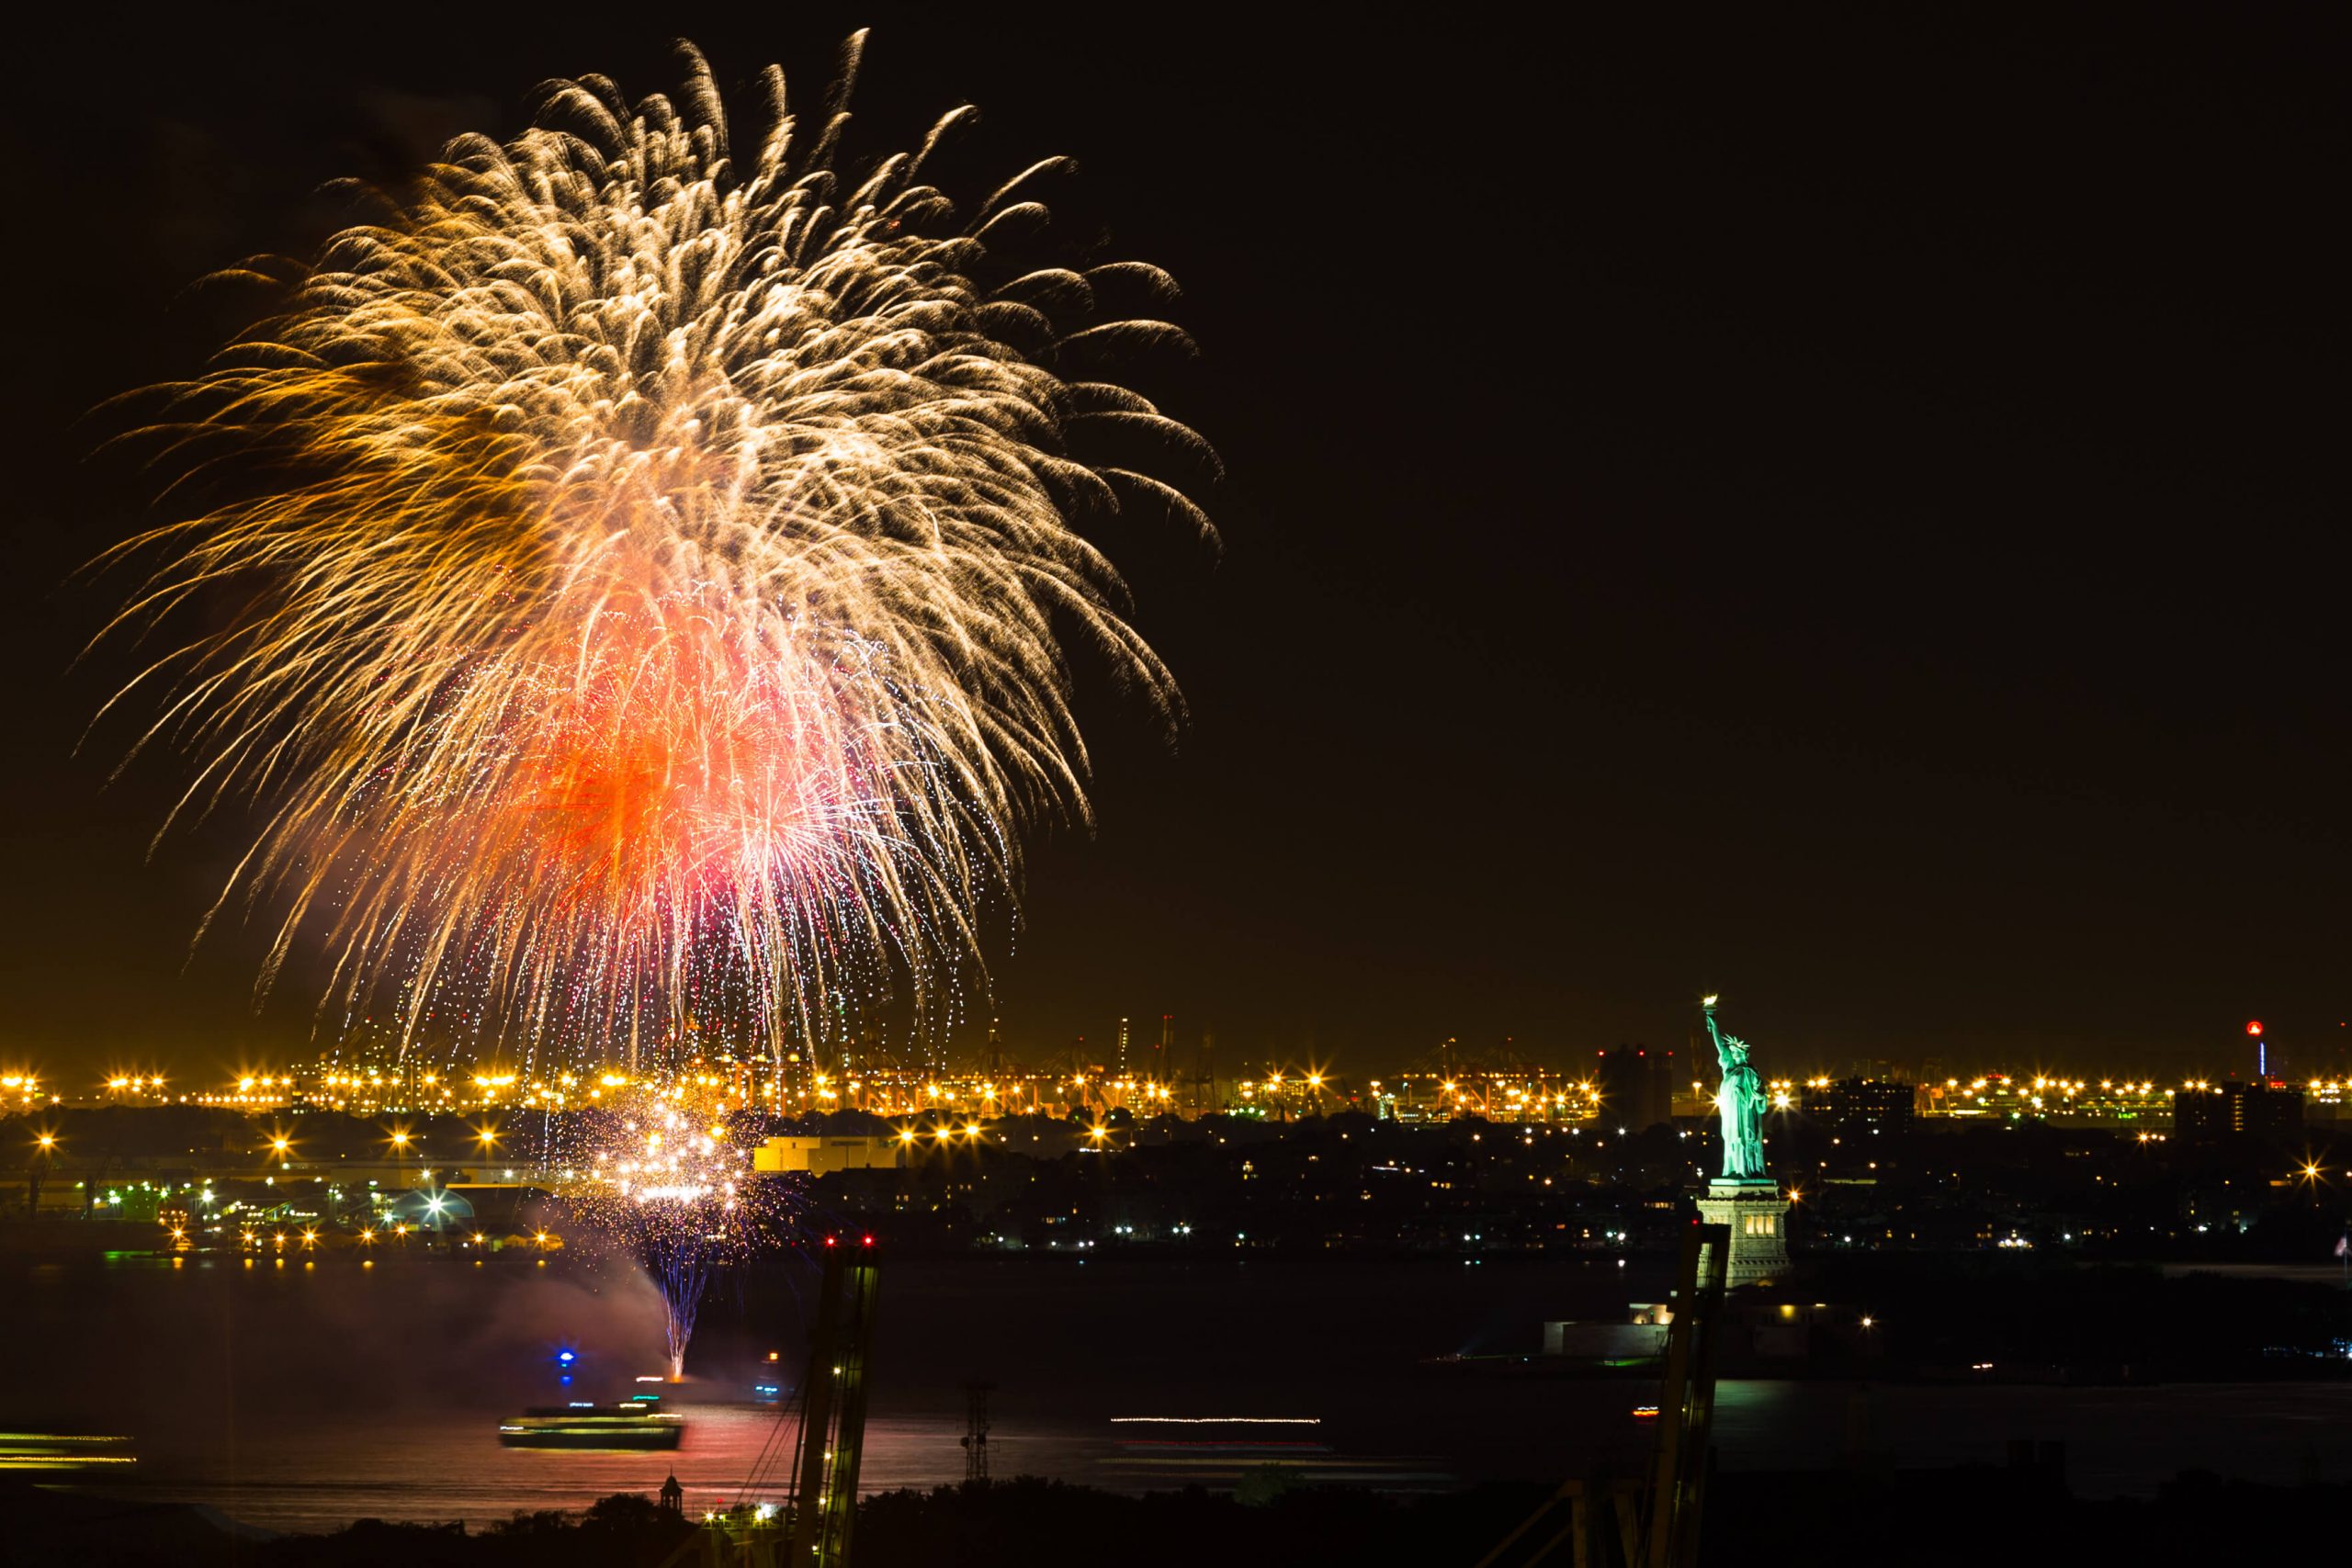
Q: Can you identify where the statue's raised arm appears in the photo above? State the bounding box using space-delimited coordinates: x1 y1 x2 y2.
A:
1702 999 1733 1068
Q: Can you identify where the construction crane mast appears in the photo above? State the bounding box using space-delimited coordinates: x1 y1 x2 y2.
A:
789 1239 881 1567
1475 1221 1731 1567
677 1240 881 1568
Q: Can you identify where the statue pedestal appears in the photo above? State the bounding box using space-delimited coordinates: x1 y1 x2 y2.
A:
1696 1179 1790 1288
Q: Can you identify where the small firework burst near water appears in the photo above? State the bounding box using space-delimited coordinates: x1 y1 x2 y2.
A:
98 32 1213 1065
562 1094 776 1380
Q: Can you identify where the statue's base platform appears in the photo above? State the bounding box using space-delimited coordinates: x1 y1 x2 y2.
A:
1696 1179 1790 1288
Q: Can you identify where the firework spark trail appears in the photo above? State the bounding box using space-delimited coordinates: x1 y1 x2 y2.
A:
98 34 1213 1063
562 1093 775 1380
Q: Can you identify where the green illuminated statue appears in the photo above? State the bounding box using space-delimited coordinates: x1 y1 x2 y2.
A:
1702 995 1768 1180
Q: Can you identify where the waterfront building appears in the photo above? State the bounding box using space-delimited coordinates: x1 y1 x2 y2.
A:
1799 1077 1917 1137
1596 1045 1676 1133
2175 1081 2304 1146
753 1135 906 1175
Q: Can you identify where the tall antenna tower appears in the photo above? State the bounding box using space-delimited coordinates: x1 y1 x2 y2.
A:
962 1382 993 1486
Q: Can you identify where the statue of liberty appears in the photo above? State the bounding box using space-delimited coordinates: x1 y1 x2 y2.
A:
1702 995 1768 1180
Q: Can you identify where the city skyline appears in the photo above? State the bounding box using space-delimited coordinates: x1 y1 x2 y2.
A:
10 1009 2346 1110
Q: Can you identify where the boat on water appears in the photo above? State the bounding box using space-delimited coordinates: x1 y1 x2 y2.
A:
498 1397 684 1450
1101 1416 1451 1492
0 1431 137 1472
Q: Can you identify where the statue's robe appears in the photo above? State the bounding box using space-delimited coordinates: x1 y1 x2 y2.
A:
1718 1061 1765 1179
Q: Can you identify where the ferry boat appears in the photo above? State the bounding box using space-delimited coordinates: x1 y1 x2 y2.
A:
1100 1416 1449 1492
0 1431 137 1472
497 1398 684 1450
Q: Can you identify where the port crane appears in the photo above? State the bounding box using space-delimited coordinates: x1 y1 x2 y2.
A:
1476 1221 1732 1568
676 1237 880 1568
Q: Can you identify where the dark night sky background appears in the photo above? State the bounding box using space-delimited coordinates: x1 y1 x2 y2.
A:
1 6 2342 1083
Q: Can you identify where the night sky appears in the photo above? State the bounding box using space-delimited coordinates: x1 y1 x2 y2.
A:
2 7 2342 1082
